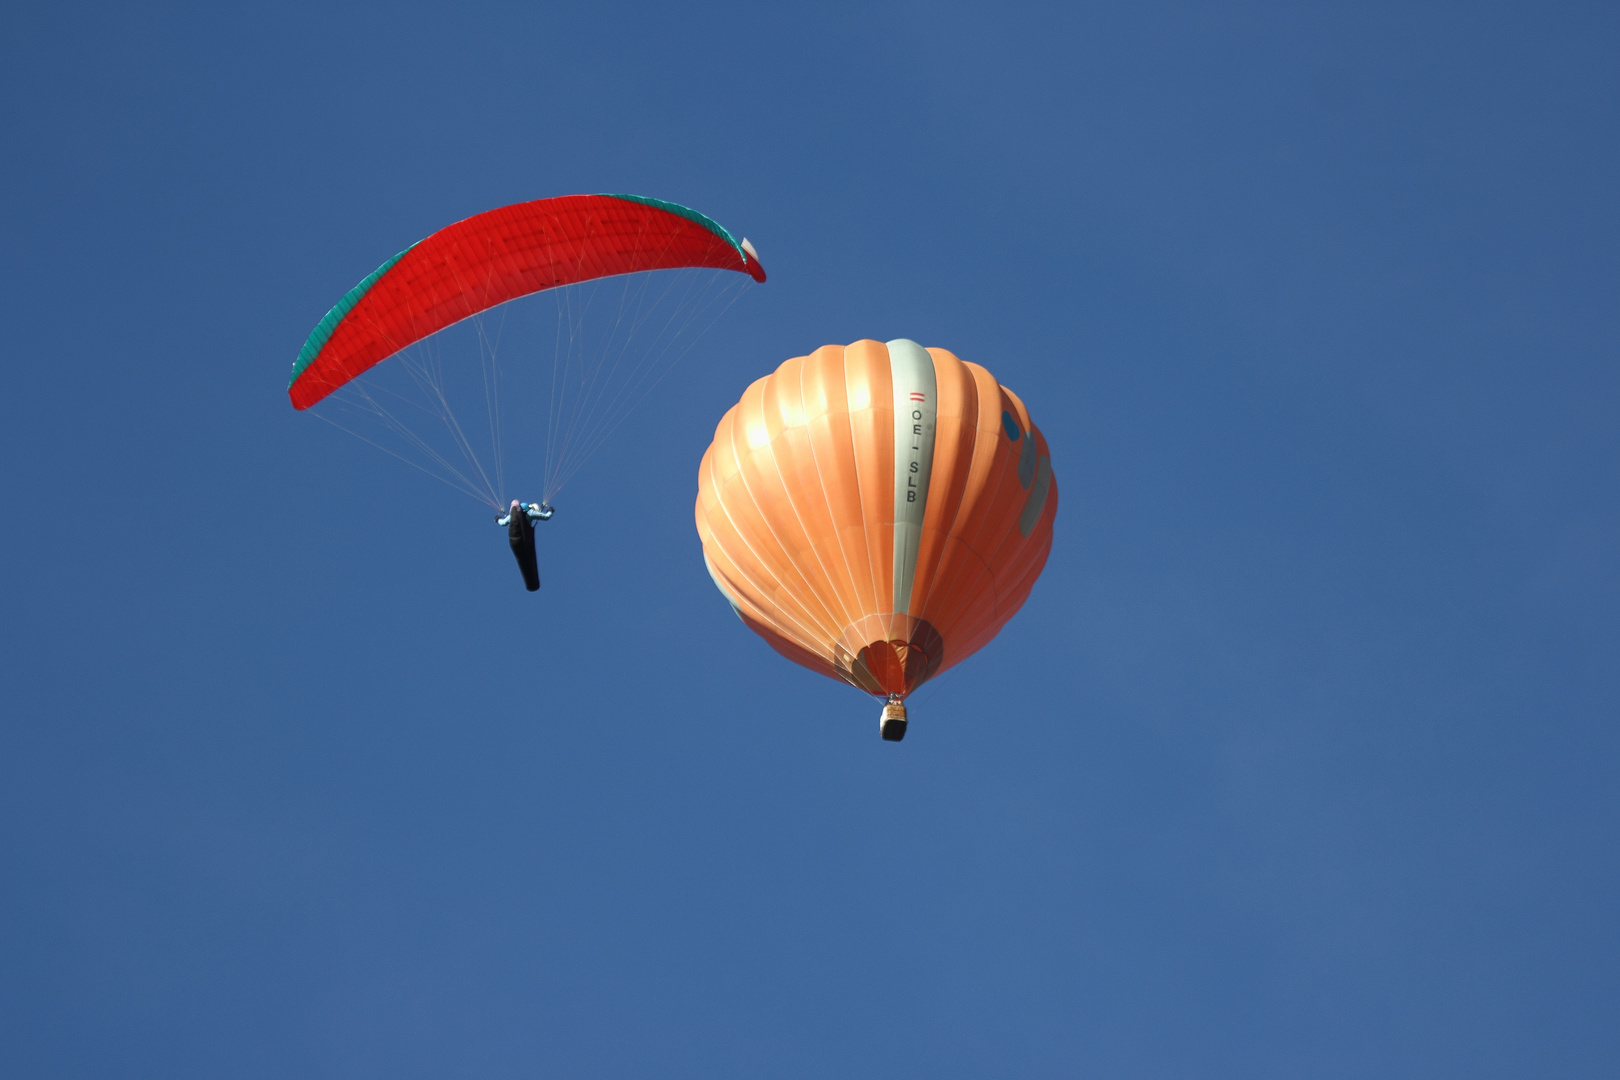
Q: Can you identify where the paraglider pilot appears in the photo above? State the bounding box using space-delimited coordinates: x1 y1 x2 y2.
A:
496 500 553 591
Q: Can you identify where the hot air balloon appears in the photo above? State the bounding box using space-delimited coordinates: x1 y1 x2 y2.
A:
695 339 1057 740
290 194 764 589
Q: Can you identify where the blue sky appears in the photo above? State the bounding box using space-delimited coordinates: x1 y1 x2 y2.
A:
2 2 1616 1076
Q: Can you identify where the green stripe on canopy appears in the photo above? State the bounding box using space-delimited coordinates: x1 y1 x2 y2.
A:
600 194 749 263
289 243 416 387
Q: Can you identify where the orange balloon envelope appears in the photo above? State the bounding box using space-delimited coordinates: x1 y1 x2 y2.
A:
695 339 1057 736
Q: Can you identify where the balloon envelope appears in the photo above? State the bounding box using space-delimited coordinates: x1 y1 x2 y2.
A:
696 339 1056 700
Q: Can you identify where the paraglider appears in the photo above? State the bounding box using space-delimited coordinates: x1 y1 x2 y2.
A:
695 339 1056 740
289 194 765 409
289 194 765 590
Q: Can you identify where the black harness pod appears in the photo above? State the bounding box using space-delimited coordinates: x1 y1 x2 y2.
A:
508 511 540 591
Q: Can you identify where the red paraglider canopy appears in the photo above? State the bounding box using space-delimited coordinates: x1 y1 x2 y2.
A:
288 194 765 410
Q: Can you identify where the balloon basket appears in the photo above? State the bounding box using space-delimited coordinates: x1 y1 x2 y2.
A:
880 699 908 742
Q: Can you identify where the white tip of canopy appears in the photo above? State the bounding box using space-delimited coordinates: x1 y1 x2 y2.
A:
741 237 759 262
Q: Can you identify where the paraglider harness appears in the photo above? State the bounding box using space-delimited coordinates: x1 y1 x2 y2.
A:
496 500 553 591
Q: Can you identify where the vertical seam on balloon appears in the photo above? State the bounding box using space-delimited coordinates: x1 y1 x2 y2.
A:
702 549 744 612
952 525 1051 662
714 413 843 648
717 564 830 669
751 369 842 628
843 348 881 629
755 380 851 638
953 427 1014 627
800 351 868 637
729 436 844 646
703 537 821 657
916 356 979 632
965 415 1036 616
704 446 838 656
979 444 1036 569
913 398 975 625
1013 442 1053 539
925 384 1009 633
989 488 1055 630
960 386 1024 581
978 433 1056 605
792 357 862 636
920 539 997 669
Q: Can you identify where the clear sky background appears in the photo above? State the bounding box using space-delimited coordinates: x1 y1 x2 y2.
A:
2 3 1616 1077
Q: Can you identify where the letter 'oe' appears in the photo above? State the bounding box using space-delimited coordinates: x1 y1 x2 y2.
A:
694 339 1057 742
